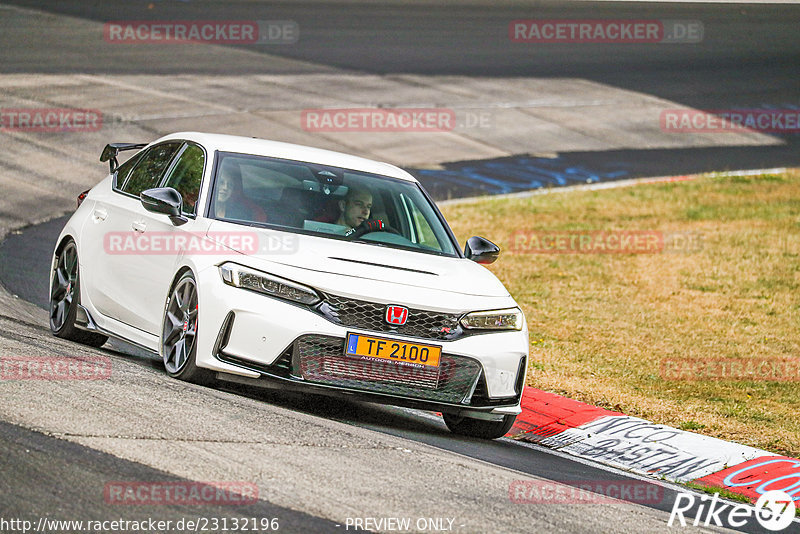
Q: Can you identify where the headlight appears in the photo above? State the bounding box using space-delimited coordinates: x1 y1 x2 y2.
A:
219 262 321 305
460 307 524 331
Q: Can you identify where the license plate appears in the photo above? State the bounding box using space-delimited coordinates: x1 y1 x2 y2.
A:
345 333 442 369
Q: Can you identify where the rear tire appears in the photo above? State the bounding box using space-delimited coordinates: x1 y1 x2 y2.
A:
161 271 214 385
442 413 517 439
49 240 109 348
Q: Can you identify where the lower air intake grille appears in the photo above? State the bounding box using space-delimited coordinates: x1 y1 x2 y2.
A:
293 335 482 404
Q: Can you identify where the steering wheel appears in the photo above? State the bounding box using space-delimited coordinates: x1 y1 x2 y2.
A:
345 219 401 239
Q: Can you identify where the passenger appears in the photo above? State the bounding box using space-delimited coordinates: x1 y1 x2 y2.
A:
214 162 267 223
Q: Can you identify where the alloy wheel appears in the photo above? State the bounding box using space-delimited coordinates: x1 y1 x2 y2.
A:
50 242 78 332
162 276 198 374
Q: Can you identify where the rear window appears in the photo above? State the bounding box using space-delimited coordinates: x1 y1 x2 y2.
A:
162 143 205 215
121 142 182 197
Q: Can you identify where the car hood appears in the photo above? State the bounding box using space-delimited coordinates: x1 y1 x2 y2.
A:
206 222 512 303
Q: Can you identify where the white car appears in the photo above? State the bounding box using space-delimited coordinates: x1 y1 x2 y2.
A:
49 132 528 439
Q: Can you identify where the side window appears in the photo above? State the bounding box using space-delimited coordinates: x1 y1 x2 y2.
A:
405 196 443 251
113 152 141 189
162 144 205 215
121 142 181 197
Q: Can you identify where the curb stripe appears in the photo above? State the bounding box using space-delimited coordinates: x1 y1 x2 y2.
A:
694 456 800 502
509 387 622 442
511 386 795 502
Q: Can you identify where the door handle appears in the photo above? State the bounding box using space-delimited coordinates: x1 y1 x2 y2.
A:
131 221 147 233
92 208 107 222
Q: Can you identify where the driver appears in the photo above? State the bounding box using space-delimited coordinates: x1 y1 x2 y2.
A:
336 186 372 230
336 186 385 235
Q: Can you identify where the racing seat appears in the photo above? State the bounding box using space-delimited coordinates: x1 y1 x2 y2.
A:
272 188 324 227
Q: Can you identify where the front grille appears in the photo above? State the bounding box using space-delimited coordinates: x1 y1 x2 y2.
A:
293 335 482 404
317 294 463 341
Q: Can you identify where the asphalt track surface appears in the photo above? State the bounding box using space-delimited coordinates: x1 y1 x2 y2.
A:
0 208 779 533
1 1 799 533
2 0 800 194
0 217 775 534
0 420 352 533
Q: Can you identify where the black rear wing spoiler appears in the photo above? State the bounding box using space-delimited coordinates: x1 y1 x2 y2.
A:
100 143 147 173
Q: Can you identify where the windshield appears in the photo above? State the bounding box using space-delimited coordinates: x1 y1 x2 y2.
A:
207 152 459 257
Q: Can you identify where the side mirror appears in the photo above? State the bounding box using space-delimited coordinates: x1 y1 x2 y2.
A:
141 187 188 226
464 236 500 264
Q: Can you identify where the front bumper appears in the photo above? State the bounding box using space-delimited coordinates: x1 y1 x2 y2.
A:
195 267 529 416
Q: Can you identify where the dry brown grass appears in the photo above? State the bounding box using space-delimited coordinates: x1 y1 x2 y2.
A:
441 170 800 456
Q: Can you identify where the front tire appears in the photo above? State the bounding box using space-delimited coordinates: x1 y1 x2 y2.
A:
49 240 108 348
161 271 213 385
442 413 517 440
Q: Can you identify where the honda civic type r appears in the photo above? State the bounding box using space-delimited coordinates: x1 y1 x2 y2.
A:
50 132 528 439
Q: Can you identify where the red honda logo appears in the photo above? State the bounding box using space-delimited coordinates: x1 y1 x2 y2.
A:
385 305 409 326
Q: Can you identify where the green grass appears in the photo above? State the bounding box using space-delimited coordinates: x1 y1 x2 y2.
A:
442 170 800 456
679 421 707 431
684 481 753 505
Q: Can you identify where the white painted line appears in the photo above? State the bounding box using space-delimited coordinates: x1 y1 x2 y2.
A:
576 0 800 3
